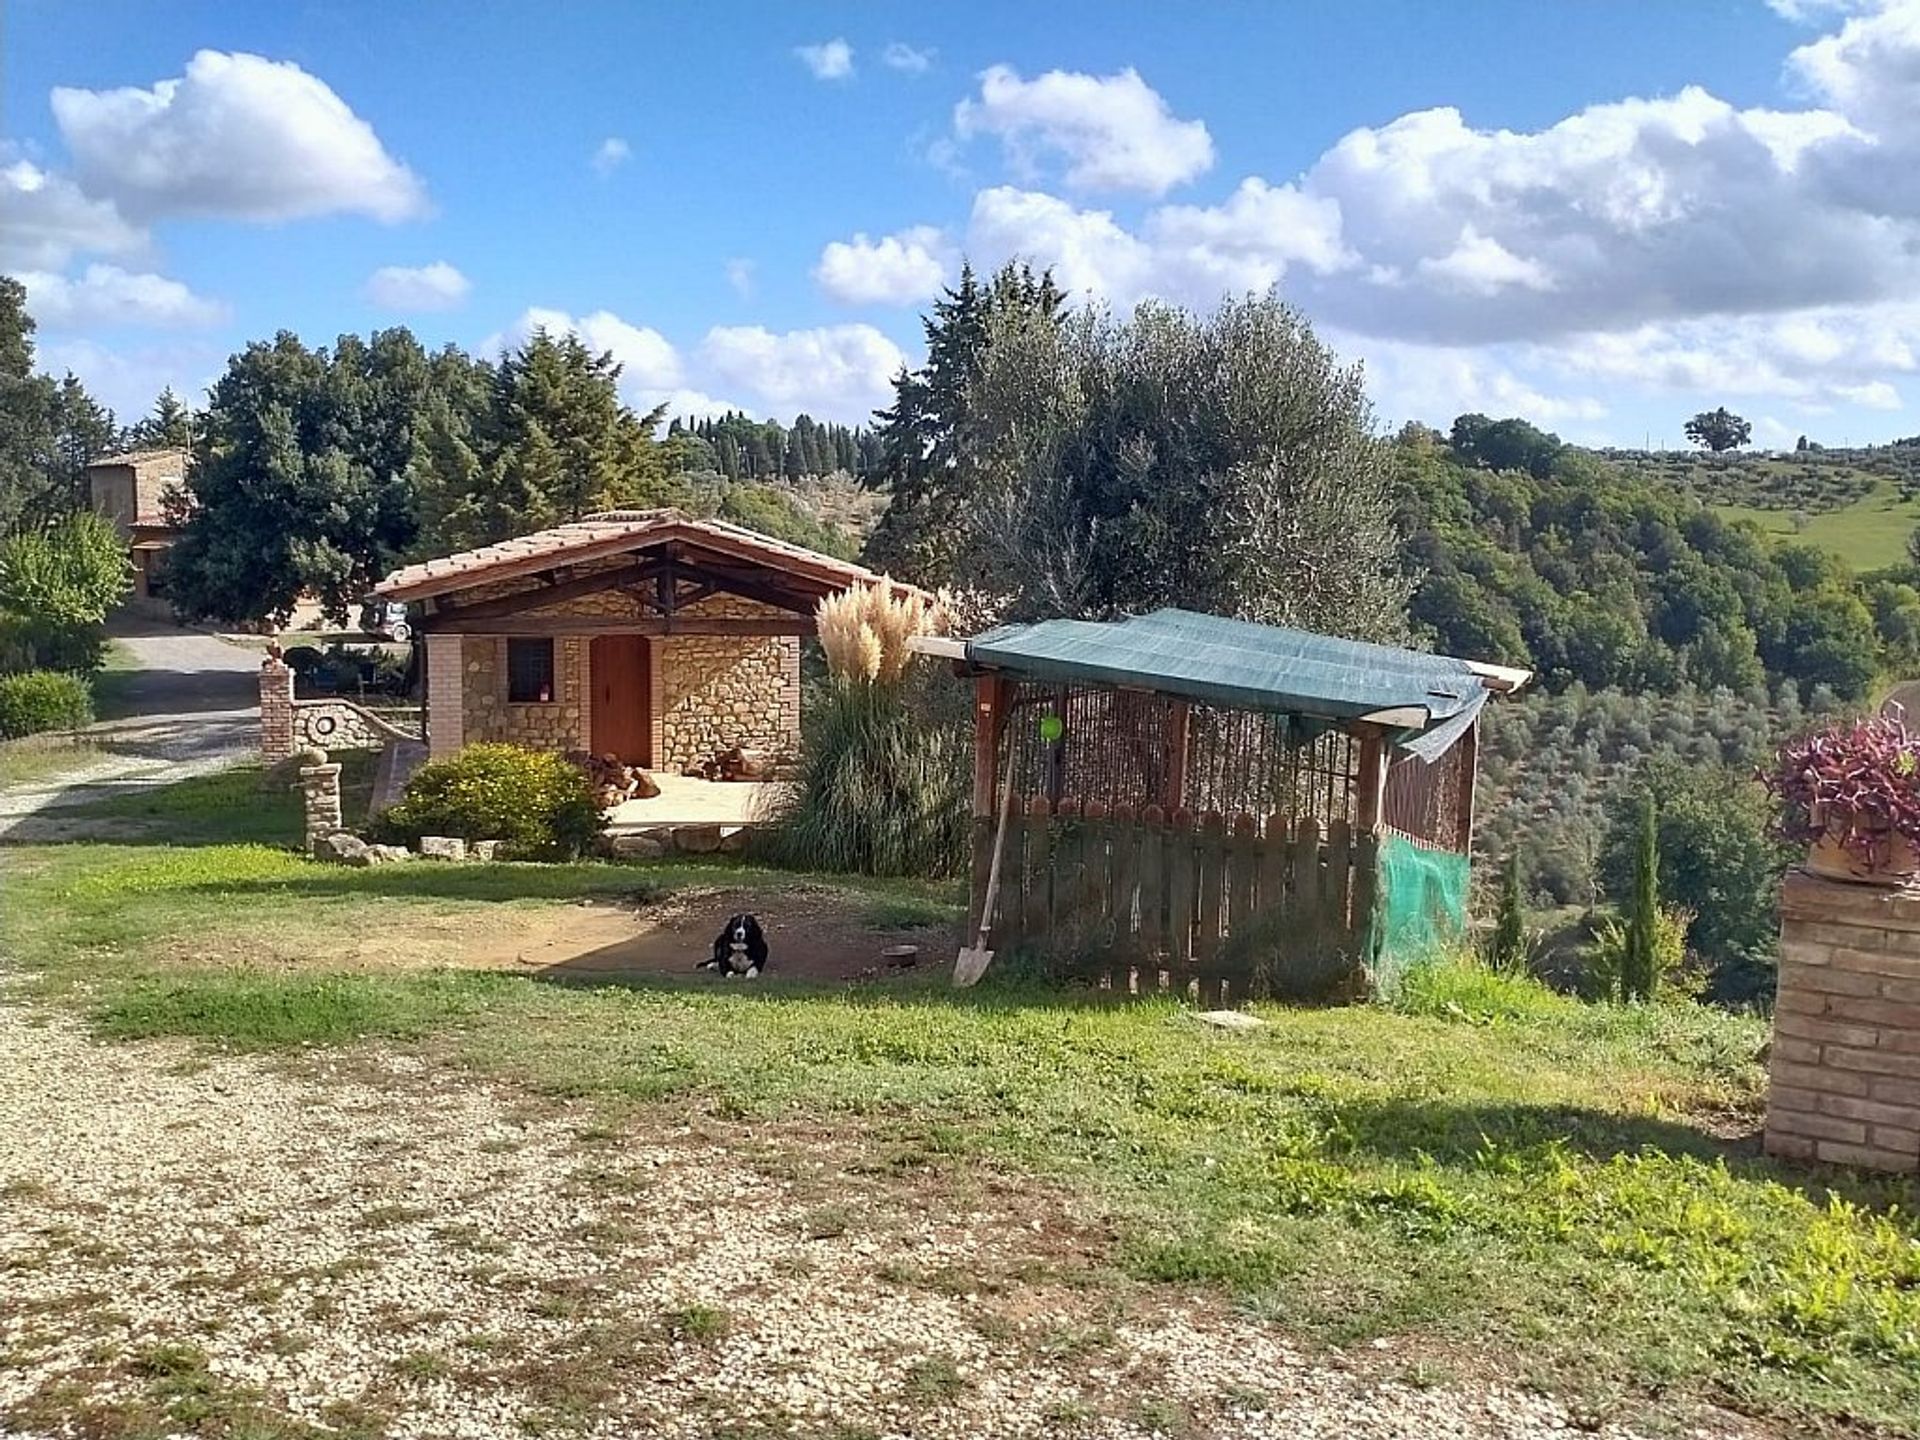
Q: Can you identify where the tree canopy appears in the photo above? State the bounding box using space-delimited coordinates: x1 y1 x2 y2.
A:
166 327 682 624
0 277 116 533
1684 407 1753 454
945 294 1410 637
1398 424 1891 699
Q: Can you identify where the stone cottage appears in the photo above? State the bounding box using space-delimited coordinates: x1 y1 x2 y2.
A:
375 510 924 771
86 447 189 609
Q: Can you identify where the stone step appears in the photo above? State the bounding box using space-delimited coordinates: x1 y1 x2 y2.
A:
371 738 428 814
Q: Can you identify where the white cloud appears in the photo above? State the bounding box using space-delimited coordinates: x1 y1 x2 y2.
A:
364 261 471 312
491 307 685 397
967 187 1153 303
1415 226 1555 296
485 307 893 423
814 226 950 305
50 49 425 223
953 65 1214 195
1767 0 1879 23
699 324 905 418
17 264 226 329
591 137 631 175
966 182 1347 310
795 39 854 81
37 336 220 419
883 42 935 74
0 155 145 270
725 258 756 299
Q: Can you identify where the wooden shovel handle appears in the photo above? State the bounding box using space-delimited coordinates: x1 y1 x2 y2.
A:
973 741 1018 949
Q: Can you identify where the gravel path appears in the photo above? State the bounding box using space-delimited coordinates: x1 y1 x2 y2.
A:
0 1000 1762 1439
0 620 258 841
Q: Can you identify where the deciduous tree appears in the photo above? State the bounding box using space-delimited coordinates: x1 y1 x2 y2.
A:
1684 407 1752 454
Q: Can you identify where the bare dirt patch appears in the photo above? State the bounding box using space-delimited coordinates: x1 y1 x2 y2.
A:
465 884 960 985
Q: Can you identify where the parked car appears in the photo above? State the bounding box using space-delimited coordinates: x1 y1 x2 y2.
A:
357 596 413 644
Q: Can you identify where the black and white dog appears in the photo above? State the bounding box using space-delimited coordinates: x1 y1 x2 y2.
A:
700 912 769 980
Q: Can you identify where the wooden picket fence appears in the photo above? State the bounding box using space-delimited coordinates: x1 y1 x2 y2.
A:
971 797 1378 1005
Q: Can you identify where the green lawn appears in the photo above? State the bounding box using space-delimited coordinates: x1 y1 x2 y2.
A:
2 774 1917 1434
1715 478 1920 571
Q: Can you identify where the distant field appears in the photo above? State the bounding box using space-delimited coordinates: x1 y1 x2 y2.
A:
1713 477 1920 570
1599 445 1920 570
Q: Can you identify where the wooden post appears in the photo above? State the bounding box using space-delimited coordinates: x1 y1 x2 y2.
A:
1453 717 1480 853
1354 723 1388 836
970 673 1010 933
972 674 1008 819
1163 700 1190 813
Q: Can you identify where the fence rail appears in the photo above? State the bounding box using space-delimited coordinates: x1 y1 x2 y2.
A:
973 796 1378 1005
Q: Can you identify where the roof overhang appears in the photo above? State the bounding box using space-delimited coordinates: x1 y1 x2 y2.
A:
377 509 927 607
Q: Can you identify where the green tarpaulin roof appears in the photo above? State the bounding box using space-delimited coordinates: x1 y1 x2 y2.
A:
965 608 1494 758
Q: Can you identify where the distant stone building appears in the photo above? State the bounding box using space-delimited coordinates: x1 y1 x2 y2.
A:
86 447 189 608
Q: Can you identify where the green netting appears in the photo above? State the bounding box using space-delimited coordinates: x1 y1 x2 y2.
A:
1371 834 1471 993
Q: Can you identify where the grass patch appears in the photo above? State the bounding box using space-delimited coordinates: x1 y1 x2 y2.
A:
899 1354 967 1405
0 733 96 792
5 841 1918 1433
1714 476 1920 569
50 756 376 848
661 1302 731 1344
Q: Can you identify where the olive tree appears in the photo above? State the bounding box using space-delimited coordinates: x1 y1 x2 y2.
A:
954 295 1412 640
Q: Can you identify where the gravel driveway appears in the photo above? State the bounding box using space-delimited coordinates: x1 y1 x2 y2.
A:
0 619 259 841
0 1000 1762 1439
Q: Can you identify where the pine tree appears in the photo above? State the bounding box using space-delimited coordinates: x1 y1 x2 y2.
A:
1490 853 1526 972
1621 792 1660 1002
866 261 1065 582
122 387 195 450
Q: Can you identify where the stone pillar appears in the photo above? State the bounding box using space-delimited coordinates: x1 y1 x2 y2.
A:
425 633 465 761
1766 871 1920 1174
260 657 295 763
297 760 342 855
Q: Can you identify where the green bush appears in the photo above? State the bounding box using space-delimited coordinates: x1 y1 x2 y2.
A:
372 743 603 859
0 669 93 738
759 675 970 877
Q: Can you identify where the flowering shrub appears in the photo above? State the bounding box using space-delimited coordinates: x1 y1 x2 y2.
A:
1763 715 1920 867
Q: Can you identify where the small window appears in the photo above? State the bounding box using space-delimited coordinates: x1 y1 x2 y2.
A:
506 638 555 703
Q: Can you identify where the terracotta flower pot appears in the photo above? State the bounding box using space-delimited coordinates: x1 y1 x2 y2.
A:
1806 827 1920 886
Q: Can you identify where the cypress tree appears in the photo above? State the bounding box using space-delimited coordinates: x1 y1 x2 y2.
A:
1622 792 1660 1002
1490 853 1526 972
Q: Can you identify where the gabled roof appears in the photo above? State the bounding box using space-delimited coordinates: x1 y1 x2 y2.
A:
376 508 920 603
87 447 189 470
963 608 1528 759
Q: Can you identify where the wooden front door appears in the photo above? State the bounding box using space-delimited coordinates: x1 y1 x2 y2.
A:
590 634 651 765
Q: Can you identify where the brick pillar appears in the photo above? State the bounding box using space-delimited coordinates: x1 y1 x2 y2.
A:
297 760 342 854
1766 871 1920 1173
425 633 465 761
260 657 295 763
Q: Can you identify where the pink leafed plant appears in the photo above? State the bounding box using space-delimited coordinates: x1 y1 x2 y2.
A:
1763 714 1920 867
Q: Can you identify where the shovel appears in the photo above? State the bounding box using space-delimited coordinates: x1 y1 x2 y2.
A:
954 742 1018 988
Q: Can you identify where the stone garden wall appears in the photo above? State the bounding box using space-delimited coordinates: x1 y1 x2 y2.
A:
1765 870 1920 1174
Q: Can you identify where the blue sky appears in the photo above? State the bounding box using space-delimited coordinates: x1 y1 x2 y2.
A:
7 0 1920 448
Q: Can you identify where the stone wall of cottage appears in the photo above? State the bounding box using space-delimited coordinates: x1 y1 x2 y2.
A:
1765 870 1920 1175
434 572 803 770
459 634 590 752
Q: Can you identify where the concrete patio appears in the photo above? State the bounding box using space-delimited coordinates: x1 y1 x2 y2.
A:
604 773 787 832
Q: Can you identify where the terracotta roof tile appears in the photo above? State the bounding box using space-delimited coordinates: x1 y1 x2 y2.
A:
376 509 922 603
